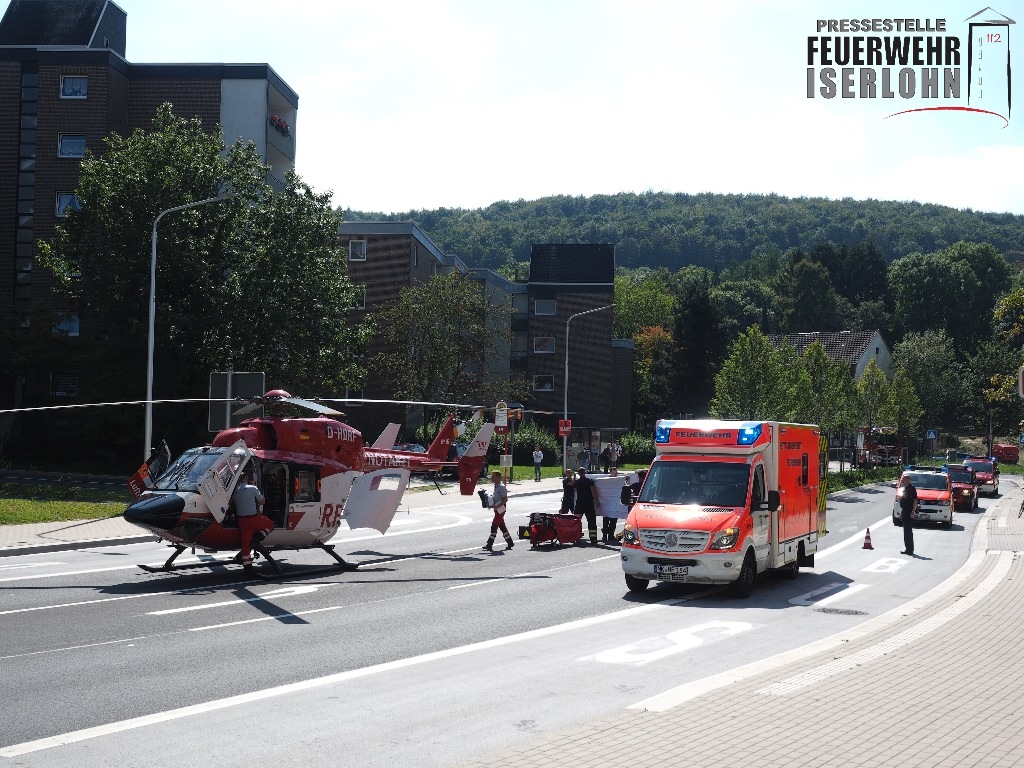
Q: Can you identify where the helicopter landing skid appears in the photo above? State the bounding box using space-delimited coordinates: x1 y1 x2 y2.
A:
137 544 284 574
316 543 358 570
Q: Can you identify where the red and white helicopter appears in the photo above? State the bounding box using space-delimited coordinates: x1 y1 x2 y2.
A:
122 389 494 574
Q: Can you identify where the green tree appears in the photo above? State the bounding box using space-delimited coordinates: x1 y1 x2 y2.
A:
798 341 850 437
890 330 966 429
710 325 792 420
673 270 729 417
613 268 673 339
371 271 519 422
882 367 923 451
34 103 371 462
857 359 889 447
775 254 850 333
632 325 674 426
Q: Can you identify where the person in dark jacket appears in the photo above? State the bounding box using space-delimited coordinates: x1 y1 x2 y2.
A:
574 466 600 545
560 468 576 513
899 474 917 555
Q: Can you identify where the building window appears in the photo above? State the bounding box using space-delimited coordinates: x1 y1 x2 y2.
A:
60 76 88 98
50 371 79 398
53 314 80 337
55 193 82 217
534 299 556 316
58 134 86 158
348 240 367 261
534 336 555 354
345 388 364 405
532 375 555 392
352 286 365 310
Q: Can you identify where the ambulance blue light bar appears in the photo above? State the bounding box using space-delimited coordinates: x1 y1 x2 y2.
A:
655 420 763 446
736 422 763 445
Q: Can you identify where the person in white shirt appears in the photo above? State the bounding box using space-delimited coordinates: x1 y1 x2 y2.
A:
532 445 544 482
482 470 515 551
232 469 274 577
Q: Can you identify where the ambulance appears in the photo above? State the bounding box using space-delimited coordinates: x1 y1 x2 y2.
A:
620 419 826 597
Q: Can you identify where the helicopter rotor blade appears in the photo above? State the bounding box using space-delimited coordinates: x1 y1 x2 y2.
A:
284 397 343 416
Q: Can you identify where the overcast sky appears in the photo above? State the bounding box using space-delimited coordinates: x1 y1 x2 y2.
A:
114 0 1024 215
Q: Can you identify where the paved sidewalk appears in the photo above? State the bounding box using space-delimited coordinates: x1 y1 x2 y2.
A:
0 473 568 555
457 487 1024 768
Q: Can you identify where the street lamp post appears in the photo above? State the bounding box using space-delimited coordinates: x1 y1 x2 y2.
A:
145 192 237 459
562 304 614 472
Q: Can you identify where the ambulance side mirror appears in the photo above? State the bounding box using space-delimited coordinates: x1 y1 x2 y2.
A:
766 490 780 512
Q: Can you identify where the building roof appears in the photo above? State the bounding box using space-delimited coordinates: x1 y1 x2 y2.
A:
0 0 112 46
768 330 882 365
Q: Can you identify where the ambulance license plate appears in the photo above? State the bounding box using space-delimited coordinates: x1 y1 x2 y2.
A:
655 565 688 576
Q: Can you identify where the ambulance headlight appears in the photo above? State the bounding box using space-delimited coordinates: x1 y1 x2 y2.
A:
710 527 740 549
622 524 639 545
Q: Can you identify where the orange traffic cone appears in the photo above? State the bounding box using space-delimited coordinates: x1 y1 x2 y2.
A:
862 528 874 549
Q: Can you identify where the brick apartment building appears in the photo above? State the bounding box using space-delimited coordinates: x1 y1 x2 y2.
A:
339 223 633 445
0 0 298 413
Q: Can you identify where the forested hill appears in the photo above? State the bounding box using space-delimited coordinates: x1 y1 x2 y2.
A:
342 192 1024 272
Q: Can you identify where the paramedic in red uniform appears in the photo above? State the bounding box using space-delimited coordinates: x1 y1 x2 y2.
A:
482 470 515 551
233 469 275 576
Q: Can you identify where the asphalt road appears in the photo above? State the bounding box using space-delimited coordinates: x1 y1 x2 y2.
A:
0 481 993 767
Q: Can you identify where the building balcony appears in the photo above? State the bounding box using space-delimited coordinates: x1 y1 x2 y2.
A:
266 124 295 159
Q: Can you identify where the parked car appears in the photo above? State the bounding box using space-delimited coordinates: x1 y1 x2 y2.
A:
440 443 489 478
943 464 979 511
392 443 426 453
963 456 999 496
892 466 953 529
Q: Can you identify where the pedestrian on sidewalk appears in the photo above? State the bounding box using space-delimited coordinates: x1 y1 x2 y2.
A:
232 469 274 577
533 444 544 482
574 466 600 545
482 470 515 551
898 474 917 555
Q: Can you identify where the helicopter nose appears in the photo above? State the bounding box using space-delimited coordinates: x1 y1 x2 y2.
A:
123 494 186 532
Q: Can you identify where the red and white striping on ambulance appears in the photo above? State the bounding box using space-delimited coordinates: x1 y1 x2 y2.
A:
620 420 827 597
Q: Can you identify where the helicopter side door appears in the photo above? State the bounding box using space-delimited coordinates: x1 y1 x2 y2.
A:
197 440 253 523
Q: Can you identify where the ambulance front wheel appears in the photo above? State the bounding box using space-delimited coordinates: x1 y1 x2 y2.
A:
730 551 756 598
624 574 650 593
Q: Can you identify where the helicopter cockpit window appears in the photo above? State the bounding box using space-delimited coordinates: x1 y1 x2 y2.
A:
153 447 228 491
293 468 320 502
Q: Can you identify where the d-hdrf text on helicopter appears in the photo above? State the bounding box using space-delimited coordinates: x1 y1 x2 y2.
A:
123 390 494 575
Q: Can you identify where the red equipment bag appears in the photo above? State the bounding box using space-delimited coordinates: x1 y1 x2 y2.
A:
527 512 557 546
554 514 582 545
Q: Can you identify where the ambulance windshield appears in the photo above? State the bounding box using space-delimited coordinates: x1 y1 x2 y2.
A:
638 461 749 507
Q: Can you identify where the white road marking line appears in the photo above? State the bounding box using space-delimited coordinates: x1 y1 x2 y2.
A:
629 548 992 712
813 583 870 606
446 554 620 590
789 582 848 606
0 594 694 757
0 636 148 662
148 585 321 615
757 551 1012 695
0 561 65 571
814 515 892 560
